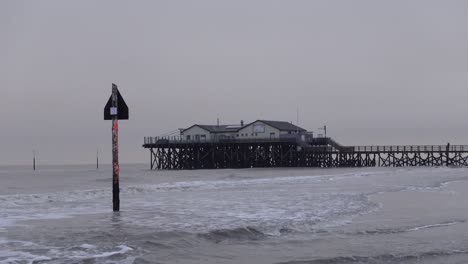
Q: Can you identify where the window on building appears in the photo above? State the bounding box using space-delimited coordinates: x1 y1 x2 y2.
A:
236 134 239 137
186 135 191 140
253 124 265 133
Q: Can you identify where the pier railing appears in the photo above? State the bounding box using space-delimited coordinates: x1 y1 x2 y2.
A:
144 137 468 153
143 136 298 145
352 145 468 152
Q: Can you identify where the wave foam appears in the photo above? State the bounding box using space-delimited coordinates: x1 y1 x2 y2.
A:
199 226 266 243
276 249 468 264
348 220 466 236
81 245 133 259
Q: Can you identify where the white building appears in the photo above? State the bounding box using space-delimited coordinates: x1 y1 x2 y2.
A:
180 120 307 141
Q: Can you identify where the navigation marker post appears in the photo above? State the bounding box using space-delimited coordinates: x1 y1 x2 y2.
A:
104 83 129 212
33 150 36 171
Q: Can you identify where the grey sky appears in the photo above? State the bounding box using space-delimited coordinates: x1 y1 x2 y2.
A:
2 0 468 165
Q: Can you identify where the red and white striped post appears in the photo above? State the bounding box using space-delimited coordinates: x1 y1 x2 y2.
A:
111 85 120 211
104 83 129 212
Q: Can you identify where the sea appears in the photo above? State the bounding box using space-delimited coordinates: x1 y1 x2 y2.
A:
2 164 468 264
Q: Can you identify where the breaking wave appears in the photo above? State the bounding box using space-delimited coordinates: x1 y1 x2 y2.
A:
199 226 267 243
348 219 467 236
276 249 468 264
0 239 133 264
0 171 380 206
2 168 454 208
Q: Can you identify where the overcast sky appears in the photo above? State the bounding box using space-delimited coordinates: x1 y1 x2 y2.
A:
2 0 468 165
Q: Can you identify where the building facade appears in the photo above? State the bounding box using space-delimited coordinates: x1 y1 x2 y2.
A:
180 120 307 141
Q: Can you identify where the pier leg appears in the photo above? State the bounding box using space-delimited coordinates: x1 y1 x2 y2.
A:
446 143 450 167
150 148 153 170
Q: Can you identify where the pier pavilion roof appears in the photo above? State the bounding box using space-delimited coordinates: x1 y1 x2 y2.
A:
254 120 307 132
182 120 307 134
181 124 242 134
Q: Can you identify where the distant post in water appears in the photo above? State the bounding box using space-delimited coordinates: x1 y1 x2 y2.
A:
33 150 36 171
104 83 129 212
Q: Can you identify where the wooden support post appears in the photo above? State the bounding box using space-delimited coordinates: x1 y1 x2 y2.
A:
446 143 450 167
150 148 153 170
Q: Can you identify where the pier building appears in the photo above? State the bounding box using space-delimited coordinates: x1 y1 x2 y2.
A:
180 120 307 141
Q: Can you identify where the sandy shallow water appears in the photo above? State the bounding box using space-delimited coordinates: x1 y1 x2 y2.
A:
2 165 468 263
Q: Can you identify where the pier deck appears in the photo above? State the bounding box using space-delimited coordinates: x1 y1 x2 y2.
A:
143 137 468 170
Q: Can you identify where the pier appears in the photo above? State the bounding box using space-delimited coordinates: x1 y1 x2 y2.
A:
142 136 468 170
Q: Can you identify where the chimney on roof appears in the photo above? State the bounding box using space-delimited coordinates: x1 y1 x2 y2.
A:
241 120 244 126
217 118 220 127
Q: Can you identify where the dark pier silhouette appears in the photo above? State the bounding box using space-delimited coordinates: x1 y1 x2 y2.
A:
143 136 468 170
